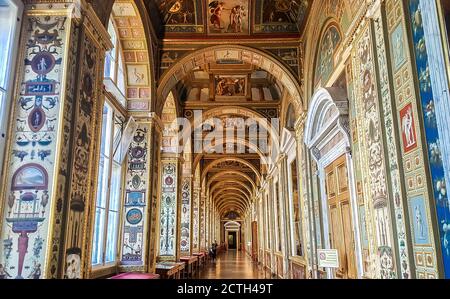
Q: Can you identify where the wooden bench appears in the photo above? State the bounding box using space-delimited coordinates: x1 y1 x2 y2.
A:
156 262 185 279
109 273 160 279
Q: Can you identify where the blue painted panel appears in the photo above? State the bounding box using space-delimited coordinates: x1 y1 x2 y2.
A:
408 0 450 278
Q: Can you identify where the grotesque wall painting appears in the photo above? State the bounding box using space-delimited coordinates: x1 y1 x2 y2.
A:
208 0 249 35
121 126 149 266
155 0 203 33
180 179 191 254
315 25 341 86
1 15 67 280
159 163 178 256
158 0 196 25
266 48 300 77
255 0 309 33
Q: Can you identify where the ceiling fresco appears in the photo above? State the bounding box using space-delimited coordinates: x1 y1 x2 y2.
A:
146 0 311 37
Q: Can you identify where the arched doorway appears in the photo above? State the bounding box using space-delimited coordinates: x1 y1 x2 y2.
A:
224 221 241 251
304 87 362 279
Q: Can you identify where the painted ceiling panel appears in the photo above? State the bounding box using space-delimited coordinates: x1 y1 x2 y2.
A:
146 0 311 38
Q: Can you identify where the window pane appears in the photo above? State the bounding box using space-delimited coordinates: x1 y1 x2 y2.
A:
104 20 117 80
112 115 124 162
117 50 125 96
104 162 122 263
110 161 122 212
0 0 18 89
104 52 115 79
91 207 106 266
96 155 110 209
105 211 119 263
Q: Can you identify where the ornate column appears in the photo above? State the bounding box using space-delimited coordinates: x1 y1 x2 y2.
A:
158 154 182 261
199 184 206 251
192 169 200 253
367 0 413 278
0 0 111 279
118 113 160 274
180 147 192 256
295 114 314 279
266 174 276 274
277 153 291 278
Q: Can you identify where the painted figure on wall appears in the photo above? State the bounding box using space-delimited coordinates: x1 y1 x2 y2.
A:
403 106 414 147
208 0 249 34
400 104 417 153
215 76 246 97
228 5 246 33
409 196 430 245
209 1 226 29
391 24 406 71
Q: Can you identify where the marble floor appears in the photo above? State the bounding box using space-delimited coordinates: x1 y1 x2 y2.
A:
199 250 272 279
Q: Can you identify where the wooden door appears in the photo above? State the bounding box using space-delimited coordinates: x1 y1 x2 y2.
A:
325 155 357 279
228 232 237 250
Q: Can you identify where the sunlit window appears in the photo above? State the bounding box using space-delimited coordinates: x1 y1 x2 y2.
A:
0 0 21 164
103 19 126 107
91 102 125 267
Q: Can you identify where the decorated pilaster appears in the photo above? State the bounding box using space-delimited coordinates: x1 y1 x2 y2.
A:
294 114 313 279
367 0 413 278
192 166 201 253
0 0 112 279
276 153 291 278
117 113 160 274
158 154 182 261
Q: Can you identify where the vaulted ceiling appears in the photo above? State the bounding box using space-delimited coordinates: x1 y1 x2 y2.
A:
89 0 307 220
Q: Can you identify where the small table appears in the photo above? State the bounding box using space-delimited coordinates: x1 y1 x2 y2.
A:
109 273 160 279
156 262 185 279
180 256 199 278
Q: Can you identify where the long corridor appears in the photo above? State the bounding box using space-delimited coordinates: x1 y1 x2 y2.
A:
200 251 271 279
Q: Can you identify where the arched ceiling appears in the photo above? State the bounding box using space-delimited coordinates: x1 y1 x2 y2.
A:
109 0 153 111
89 0 310 223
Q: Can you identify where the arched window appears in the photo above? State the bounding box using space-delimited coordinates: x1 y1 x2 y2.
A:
0 0 22 166
103 19 126 107
91 18 127 268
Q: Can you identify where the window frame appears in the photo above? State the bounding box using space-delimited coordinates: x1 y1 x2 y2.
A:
0 0 23 170
103 18 127 107
91 97 126 272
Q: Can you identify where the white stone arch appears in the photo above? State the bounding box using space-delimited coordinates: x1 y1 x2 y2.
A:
304 87 363 279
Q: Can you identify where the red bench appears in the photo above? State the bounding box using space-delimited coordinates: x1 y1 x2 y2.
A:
109 273 160 279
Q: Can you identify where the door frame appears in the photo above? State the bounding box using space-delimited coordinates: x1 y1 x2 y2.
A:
226 230 239 250
224 221 241 251
304 88 363 279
